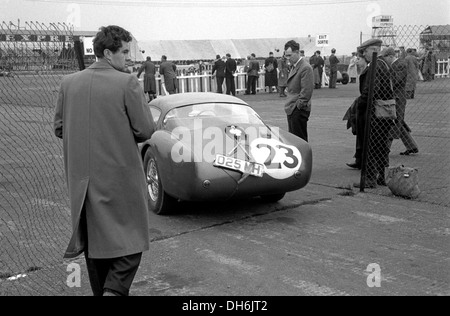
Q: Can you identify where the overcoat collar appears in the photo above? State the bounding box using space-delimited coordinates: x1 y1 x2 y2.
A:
88 58 115 70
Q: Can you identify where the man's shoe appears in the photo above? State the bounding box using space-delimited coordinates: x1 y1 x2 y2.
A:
346 162 361 169
353 180 377 189
400 148 419 156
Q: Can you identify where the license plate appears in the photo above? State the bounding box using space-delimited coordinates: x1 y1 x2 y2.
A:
213 155 264 177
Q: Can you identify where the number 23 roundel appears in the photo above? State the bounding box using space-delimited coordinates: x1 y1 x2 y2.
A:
250 138 302 180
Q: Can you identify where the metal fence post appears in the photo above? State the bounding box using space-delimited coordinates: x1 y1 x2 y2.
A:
360 52 378 192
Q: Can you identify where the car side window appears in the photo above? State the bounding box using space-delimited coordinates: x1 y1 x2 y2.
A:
149 106 161 125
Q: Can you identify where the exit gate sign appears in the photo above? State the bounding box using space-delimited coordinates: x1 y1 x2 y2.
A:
316 34 329 47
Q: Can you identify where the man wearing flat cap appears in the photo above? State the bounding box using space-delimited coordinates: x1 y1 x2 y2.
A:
380 47 419 156
352 38 395 189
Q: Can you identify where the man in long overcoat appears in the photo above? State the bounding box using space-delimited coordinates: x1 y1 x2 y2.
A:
277 54 290 97
54 25 154 296
264 52 278 93
353 39 395 189
137 56 157 101
159 55 178 94
404 48 419 99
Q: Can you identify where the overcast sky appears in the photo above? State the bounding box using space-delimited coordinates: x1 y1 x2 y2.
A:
1 0 449 54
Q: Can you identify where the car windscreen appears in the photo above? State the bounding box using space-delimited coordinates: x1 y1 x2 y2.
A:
162 103 266 132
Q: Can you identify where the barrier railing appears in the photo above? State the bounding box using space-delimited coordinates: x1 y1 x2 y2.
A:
435 58 449 78
140 71 268 96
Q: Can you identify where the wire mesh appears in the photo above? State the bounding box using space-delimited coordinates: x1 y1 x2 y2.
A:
0 21 78 296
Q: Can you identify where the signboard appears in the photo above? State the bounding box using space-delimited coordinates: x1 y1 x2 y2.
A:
0 34 76 42
316 34 329 47
83 36 95 56
372 15 394 28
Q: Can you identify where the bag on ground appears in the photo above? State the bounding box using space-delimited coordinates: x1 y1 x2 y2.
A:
386 165 420 199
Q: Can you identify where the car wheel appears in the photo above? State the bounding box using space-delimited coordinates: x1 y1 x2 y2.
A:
341 72 349 85
260 193 286 203
143 149 177 215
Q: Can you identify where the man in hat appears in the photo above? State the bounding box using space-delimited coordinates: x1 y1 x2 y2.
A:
352 38 395 189
212 54 226 94
380 47 419 156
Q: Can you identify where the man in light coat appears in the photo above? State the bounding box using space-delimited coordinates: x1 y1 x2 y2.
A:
347 52 358 83
54 25 154 296
284 40 314 142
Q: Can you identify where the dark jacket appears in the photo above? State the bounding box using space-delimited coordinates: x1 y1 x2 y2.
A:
225 58 237 76
329 54 340 72
212 59 226 77
357 57 394 117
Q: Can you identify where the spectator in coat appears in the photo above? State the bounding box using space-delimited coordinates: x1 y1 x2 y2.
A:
137 56 157 102
353 39 395 189
421 48 436 81
283 40 314 142
314 51 325 88
245 53 260 95
381 47 419 156
54 25 155 296
277 53 289 97
404 48 420 99
159 55 178 94
347 52 358 83
211 54 226 94
329 48 340 89
347 54 368 169
264 52 278 93
225 53 237 96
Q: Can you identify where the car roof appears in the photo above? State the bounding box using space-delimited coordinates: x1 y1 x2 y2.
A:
149 92 249 112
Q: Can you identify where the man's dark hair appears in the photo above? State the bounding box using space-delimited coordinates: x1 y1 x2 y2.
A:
284 40 300 52
93 25 132 58
331 48 336 53
226 53 231 57
251 53 256 57
161 55 167 60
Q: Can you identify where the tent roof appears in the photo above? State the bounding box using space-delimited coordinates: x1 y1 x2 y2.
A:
138 37 321 61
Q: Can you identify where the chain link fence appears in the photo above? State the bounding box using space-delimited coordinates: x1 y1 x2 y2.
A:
0 21 80 295
359 25 450 206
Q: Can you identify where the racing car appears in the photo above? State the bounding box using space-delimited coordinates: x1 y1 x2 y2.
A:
140 92 312 215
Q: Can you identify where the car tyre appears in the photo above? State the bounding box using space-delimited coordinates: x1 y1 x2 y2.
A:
260 193 286 203
143 149 177 215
